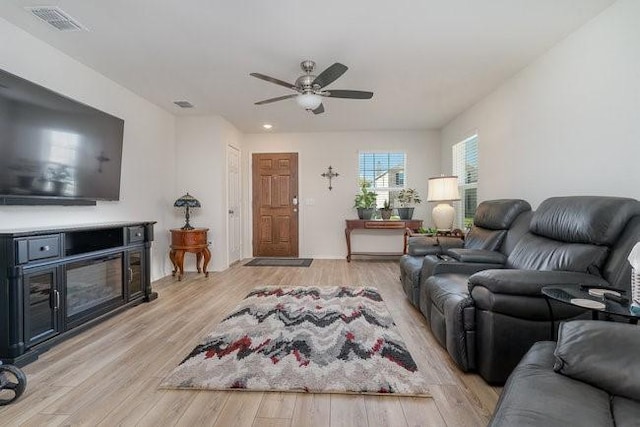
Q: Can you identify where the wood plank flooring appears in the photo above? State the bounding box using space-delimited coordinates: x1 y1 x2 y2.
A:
3 259 501 426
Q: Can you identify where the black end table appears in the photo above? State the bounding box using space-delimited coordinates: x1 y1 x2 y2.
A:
542 285 640 332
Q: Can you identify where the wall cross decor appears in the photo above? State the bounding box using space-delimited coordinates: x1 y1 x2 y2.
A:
321 166 339 191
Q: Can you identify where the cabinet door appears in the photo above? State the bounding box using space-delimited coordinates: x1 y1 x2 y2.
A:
24 266 61 347
126 249 144 300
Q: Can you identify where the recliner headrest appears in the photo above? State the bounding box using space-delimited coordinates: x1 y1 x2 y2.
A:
473 199 532 230
531 196 640 245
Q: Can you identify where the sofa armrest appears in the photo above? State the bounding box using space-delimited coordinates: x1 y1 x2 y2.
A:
438 237 465 251
446 248 507 265
406 235 441 256
431 261 505 276
468 269 609 297
469 270 608 319
407 235 465 256
418 255 505 289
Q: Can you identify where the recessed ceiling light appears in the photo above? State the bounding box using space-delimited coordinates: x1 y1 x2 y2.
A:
262 124 273 130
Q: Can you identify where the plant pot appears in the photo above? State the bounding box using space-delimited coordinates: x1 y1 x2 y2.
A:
397 207 414 220
380 209 393 220
357 208 375 220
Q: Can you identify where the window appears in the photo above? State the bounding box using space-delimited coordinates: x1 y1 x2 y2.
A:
358 152 406 208
452 135 478 229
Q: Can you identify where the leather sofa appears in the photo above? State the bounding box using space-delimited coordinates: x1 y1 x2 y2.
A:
419 196 640 383
489 320 640 427
399 199 531 307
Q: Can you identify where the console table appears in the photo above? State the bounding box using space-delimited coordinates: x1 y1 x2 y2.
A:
169 228 211 281
345 219 423 262
0 222 156 366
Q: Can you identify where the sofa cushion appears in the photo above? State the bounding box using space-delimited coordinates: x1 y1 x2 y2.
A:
474 199 532 230
500 210 533 256
531 196 640 245
506 233 609 274
465 228 506 250
554 320 640 401
489 341 614 427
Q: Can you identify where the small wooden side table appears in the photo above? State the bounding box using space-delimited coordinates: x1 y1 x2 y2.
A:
169 228 211 281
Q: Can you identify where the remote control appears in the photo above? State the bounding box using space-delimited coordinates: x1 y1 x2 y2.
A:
604 293 629 304
580 284 627 294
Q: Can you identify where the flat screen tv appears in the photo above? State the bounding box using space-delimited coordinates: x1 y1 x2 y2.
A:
0 68 124 205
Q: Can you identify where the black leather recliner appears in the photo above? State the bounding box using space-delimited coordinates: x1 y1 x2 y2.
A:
399 199 531 307
422 196 640 383
490 320 640 426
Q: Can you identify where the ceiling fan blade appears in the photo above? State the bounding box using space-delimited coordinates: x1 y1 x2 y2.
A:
325 90 374 99
312 103 325 114
254 94 298 105
250 73 298 91
312 63 348 88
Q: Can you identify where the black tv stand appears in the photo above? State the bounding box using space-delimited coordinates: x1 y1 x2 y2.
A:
0 221 156 366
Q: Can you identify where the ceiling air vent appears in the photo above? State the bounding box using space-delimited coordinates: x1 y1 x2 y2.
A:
173 101 194 109
25 6 87 31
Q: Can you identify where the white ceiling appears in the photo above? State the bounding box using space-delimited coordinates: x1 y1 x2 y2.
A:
0 0 615 133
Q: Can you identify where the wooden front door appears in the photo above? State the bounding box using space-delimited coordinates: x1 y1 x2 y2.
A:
252 153 299 257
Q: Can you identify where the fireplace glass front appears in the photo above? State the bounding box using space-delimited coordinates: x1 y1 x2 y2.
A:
65 254 123 327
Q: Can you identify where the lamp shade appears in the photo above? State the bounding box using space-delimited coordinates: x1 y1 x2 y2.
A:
427 176 460 202
174 193 201 230
296 93 322 110
174 193 201 208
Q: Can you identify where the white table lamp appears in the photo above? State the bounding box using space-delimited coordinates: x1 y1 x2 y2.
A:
427 176 461 231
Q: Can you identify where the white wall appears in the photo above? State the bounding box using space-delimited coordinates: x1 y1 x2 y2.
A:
174 115 242 271
0 18 176 281
242 131 441 258
441 0 640 208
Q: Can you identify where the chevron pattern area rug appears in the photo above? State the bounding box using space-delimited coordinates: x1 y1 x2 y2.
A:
161 286 430 397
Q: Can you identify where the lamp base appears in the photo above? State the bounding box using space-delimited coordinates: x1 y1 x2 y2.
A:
432 203 455 231
181 206 195 230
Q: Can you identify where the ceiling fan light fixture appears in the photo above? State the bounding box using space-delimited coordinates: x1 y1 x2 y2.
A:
296 93 322 110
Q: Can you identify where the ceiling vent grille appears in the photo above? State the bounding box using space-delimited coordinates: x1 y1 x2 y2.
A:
25 6 87 31
173 101 194 109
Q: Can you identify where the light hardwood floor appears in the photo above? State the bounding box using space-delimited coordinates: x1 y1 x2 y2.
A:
2 259 500 426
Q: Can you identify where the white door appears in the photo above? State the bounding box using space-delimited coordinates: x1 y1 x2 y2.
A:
227 145 242 264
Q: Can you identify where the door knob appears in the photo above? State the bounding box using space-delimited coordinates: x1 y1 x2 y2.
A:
228 209 234 214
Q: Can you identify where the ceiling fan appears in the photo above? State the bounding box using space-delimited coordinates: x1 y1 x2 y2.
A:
250 60 374 114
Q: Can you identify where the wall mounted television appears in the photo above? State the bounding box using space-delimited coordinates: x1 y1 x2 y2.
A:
0 68 124 205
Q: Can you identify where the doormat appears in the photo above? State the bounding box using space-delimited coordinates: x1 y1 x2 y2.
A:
160 286 430 397
244 258 313 267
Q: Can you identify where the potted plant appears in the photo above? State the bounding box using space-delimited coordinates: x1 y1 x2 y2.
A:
396 188 421 219
354 183 377 219
417 226 438 235
380 199 393 220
